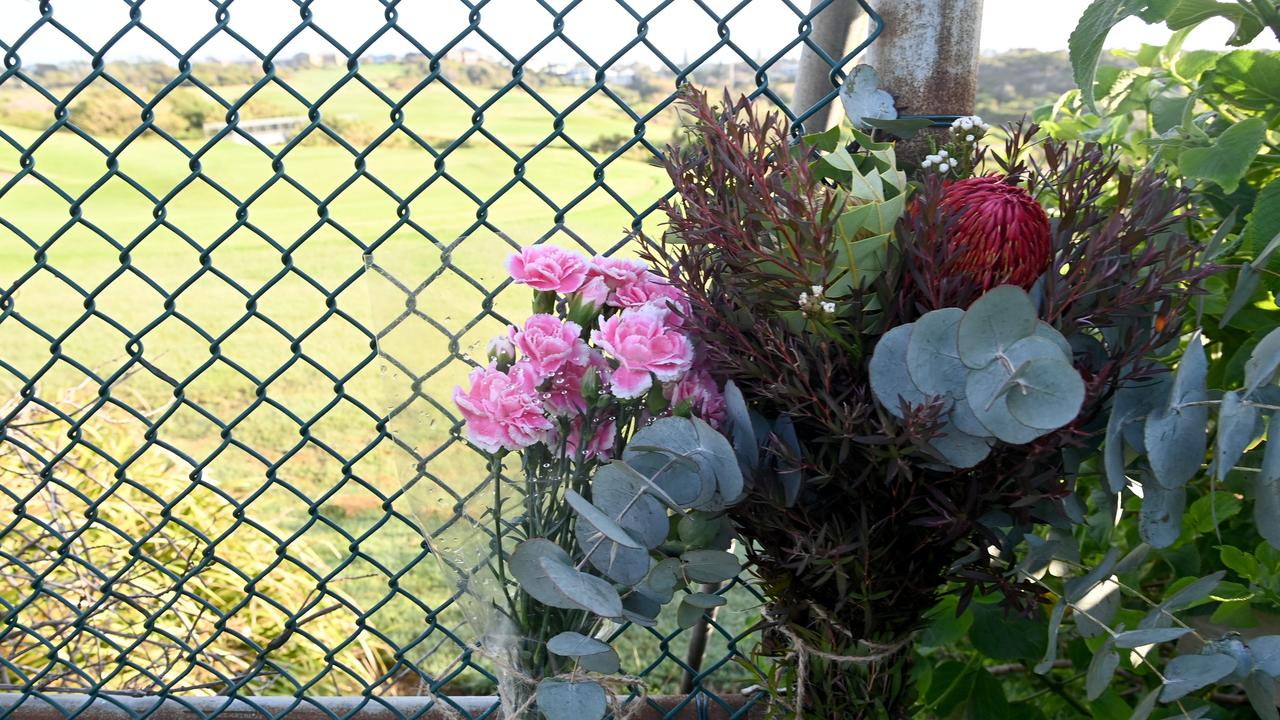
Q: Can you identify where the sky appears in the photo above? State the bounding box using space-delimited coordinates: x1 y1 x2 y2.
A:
2 0 1276 67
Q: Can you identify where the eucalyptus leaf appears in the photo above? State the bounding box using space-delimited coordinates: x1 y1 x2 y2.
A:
907 308 968 399
1114 372 1173 452
536 679 608 720
1131 687 1160 720
622 593 661 627
1164 571 1226 611
1246 327 1280 396
547 631 611 659
1255 471 1280 550
1249 635 1280 676
839 64 897 129
1086 643 1120 701
1159 653 1237 702
578 647 621 675
928 422 993 469
723 381 759 475
1263 414 1280 486
1104 408 1136 493
590 462 670 549
1216 390 1262 482
1139 477 1186 549
1034 600 1067 674
1145 335 1209 489
965 360 1044 445
638 557 683 604
1113 627 1192 649
958 286 1040 369
1246 669 1279 720
509 539 623 619
870 323 926 418
677 592 725 629
682 592 728 609
566 490 643 549
1005 357 1086 431
625 416 743 510
1035 321 1074 360
681 549 741 583
1222 263 1262 326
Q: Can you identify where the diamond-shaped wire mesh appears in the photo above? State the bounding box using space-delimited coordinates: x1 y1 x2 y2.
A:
0 0 879 717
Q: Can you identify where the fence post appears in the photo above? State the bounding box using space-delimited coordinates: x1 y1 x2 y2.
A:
792 0 870 130
868 0 985 158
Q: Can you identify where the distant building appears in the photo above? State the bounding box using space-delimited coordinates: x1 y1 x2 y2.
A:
456 48 483 65
203 116 307 145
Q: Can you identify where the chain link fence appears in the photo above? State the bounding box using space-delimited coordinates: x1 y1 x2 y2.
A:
0 0 877 716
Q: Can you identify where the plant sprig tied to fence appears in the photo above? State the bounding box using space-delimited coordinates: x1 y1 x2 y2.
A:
449 247 747 719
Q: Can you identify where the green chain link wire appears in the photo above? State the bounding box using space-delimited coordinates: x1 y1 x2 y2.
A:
0 0 886 717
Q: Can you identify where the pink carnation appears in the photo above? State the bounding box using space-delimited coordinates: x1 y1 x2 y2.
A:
453 362 554 453
544 351 609 416
667 368 726 428
589 256 650 289
506 246 589 293
612 273 691 324
511 314 589 376
591 306 694 399
561 418 617 462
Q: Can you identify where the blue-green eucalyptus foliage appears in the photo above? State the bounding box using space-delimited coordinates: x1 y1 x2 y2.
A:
508 414 745 720
913 2 1280 717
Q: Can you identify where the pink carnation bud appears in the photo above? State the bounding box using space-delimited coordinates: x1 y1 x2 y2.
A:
544 351 609 416
667 367 727 428
506 246 589 293
452 362 553 453
487 334 517 365
561 417 617 462
567 275 611 327
591 306 694 399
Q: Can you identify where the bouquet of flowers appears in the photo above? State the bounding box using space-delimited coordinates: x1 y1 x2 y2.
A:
644 89 1208 719
450 246 745 720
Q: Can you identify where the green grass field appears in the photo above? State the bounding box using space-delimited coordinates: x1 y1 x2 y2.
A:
0 67 761 694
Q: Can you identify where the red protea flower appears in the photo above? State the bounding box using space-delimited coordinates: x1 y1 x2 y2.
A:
939 175 1052 291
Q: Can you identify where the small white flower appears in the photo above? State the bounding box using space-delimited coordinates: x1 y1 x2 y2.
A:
938 150 948 159
960 119 973 130
966 134 975 142
922 158 933 168
798 292 810 306
811 284 824 296
821 301 836 314
972 116 984 125
938 163 950 173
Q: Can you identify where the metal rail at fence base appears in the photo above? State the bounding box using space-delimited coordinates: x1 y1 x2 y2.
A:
0 694 766 720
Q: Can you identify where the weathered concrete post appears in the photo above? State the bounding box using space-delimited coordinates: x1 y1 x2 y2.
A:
868 0 984 122
792 0 870 130
793 0 984 155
